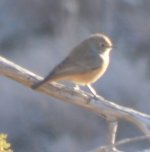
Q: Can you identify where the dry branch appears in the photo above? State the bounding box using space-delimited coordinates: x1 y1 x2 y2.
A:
0 56 150 151
91 135 150 152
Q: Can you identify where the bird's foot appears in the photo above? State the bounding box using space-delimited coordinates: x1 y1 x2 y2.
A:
74 85 80 91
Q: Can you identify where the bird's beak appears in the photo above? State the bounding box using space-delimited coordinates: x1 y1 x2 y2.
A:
110 45 116 49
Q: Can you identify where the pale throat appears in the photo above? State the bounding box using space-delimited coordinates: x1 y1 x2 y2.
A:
99 48 111 60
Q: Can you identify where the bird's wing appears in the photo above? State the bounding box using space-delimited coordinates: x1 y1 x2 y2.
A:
32 44 103 89
51 48 103 77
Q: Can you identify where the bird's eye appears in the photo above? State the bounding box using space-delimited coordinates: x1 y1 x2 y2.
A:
101 44 105 47
100 43 105 48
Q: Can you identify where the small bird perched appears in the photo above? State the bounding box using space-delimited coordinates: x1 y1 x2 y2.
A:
32 33 113 96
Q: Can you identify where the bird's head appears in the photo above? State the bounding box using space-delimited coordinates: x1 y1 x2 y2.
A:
86 33 113 54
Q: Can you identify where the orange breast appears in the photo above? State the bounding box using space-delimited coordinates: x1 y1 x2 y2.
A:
65 61 109 85
51 52 110 85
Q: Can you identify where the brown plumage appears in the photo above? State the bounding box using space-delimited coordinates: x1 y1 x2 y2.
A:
32 33 113 96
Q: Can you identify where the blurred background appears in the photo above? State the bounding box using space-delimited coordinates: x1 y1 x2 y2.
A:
0 0 150 151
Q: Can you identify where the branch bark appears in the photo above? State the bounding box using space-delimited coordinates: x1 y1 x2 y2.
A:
0 56 150 151
91 135 150 152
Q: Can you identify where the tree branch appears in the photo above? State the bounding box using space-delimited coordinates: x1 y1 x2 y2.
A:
0 56 150 151
91 135 150 152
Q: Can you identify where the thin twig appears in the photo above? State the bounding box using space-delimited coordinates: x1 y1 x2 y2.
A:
91 135 150 152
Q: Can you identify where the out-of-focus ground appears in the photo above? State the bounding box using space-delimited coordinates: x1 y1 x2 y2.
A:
0 0 150 151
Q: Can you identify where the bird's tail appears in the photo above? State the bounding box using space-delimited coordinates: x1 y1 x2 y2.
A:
31 72 55 89
31 79 48 89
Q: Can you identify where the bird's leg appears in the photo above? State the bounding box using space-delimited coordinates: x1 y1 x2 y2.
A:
87 84 98 97
74 84 80 91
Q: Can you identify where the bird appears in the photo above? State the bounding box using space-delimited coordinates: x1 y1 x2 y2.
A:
31 33 113 96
